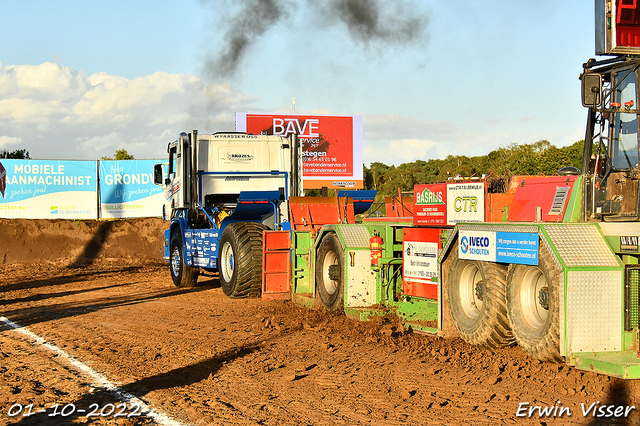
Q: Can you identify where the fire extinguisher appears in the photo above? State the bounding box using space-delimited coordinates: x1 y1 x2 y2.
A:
370 231 383 267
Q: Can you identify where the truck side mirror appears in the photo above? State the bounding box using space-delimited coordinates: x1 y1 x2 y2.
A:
153 164 164 185
582 73 602 107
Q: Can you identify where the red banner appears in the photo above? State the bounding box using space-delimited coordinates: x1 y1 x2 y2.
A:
413 183 447 226
236 113 363 189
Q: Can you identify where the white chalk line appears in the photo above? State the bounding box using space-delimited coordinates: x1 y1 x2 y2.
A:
0 316 186 426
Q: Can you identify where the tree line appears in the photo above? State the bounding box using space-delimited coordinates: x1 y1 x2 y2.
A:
363 139 585 197
0 149 30 159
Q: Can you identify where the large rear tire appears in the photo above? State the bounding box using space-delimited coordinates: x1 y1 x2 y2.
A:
507 242 562 362
219 222 266 298
170 231 199 288
447 244 514 348
315 233 345 312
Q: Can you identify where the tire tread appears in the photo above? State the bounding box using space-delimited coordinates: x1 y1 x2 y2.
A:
315 233 345 312
447 246 515 348
220 222 266 298
170 232 199 288
507 244 562 363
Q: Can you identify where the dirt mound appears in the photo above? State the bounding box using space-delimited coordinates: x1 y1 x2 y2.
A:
0 218 168 267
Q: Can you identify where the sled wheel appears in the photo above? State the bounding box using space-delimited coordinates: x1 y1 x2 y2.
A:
315 233 345 312
507 241 562 362
447 244 514 348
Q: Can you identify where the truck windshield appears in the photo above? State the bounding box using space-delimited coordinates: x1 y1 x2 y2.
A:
611 70 639 170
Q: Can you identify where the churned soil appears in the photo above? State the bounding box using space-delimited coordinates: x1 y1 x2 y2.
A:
0 218 639 425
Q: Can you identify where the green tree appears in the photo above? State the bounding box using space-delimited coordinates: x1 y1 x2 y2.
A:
538 145 572 175
481 148 511 175
102 149 134 160
365 138 588 196
368 162 390 191
504 142 545 175
561 140 585 170
0 148 30 159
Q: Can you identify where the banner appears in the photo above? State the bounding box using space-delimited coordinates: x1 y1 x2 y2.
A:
414 182 485 226
99 160 165 219
458 230 539 266
447 182 485 225
0 159 97 219
236 112 363 189
414 183 447 226
402 227 441 300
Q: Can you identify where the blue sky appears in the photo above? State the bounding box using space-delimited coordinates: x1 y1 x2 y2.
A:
0 0 595 166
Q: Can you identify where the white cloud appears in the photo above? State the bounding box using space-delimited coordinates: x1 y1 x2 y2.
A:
0 63 578 165
519 115 539 123
359 112 577 166
361 113 463 165
0 62 258 160
76 132 123 159
0 135 22 148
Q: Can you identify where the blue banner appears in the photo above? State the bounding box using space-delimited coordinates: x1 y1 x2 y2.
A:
99 159 165 218
0 159 97 219
496 232 539 265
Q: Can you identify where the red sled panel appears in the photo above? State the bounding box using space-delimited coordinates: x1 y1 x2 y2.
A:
402 227 442 300
262 230 291 300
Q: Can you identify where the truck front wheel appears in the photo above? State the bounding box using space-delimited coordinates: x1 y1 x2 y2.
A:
219 222 266 298
507 242 562 362
447 245 514 348
170 232 199 288
315 233 345 312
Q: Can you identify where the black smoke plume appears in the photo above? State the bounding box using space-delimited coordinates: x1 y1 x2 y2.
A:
206 0 428 78
317 0 428 46
205 0 293 79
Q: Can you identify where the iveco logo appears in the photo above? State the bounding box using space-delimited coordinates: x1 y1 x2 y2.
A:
469 236 490 247
226 153 254 161
461 235 490 255
460 236 469 254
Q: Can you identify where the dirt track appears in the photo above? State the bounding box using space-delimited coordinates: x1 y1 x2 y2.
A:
1 219 640 425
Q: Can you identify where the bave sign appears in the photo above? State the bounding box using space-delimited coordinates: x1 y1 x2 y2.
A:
235 113 363 189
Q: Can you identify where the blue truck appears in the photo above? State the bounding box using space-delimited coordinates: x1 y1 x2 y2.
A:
153 130 302 297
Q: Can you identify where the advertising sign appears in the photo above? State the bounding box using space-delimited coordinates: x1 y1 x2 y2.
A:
414 182 485 226
404 242 438 279
459 230 539 266
447 182 485 225
402 227 441 299
495 232 538 265
236 113 363 189
0 159 97 219
184 229 220 268
458 230 496 262
414 183 447 226
99 160 165 219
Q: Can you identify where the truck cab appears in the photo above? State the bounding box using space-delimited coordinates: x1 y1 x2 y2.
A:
154 130 302 297
582 57 640 221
